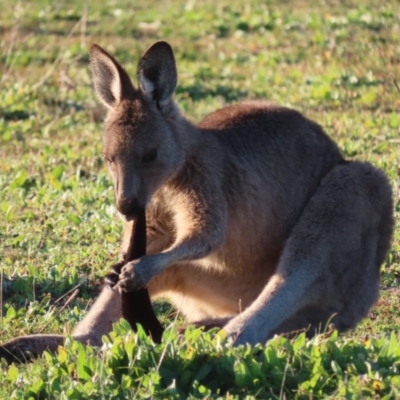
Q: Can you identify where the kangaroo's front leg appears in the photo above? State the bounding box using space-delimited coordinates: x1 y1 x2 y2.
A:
118 191 227 292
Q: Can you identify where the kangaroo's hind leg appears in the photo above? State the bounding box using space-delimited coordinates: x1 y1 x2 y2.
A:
224 161 393 346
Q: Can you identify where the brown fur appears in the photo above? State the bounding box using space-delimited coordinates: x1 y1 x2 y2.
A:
83 41 393 345
1 41 393 362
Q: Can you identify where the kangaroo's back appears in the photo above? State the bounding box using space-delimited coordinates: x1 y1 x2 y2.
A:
194 101 344 252
199 101 342 171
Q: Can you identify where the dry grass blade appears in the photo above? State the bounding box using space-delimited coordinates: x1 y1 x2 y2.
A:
0 3 21 85
392 75 400 94
38 289 80 334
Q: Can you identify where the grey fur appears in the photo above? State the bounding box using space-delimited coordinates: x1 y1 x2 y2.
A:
86 41 393 345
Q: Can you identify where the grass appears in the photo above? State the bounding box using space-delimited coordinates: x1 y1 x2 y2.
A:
1 0 400 398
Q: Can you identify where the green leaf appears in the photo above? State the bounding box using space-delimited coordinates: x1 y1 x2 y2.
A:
124 335 137 363
58 346 68 363
121 374 133 389
9 170 28 189
29 378 45 395
390 112 398 128
66 214 82 225
6 364 19 383
234 359 252 387
5 306 16 321
387 331 400 357
51 165 65 181
293 332 306 350
77 343 91 381
195 364 213 381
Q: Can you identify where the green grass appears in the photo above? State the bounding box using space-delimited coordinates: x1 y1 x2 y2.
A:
1 0 400 398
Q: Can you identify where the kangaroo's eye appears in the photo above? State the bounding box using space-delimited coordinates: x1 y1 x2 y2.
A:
141 149 157 164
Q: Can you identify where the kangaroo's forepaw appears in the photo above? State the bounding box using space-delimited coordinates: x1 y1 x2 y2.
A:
118 259 148 292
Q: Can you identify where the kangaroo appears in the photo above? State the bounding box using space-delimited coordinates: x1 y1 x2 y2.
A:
83 40 393 345
0 41 394 363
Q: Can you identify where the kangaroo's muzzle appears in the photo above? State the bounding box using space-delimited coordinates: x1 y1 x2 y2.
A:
117 197 141 220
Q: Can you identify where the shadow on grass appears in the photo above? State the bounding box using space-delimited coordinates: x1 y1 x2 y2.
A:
1 274 99 311
0 110 32 121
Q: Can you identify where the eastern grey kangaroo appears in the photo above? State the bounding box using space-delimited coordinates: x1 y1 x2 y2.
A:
80 40 393 346
0 41 393 362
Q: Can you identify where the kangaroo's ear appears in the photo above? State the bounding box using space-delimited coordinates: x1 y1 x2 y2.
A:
90 44 135 108
137 41 177 112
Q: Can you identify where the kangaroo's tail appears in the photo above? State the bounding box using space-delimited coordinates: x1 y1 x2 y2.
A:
0 334 65 364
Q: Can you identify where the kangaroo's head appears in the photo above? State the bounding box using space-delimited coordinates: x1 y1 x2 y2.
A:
90 41 185 220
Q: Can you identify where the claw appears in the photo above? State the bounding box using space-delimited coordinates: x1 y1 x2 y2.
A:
104 261 125 289
104 274 118 289
104 270 120 288
111 261 125 275
111 265 121 275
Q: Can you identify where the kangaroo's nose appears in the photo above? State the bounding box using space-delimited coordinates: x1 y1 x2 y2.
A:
117 197 140 218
